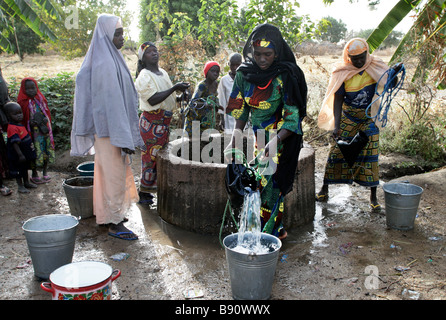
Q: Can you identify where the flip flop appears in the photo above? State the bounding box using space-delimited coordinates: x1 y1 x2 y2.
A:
108 231 138 241
370 203 381 213
315 193 329 202
30 177 45 184
42 176 52 182
0 186 12 196
138 198 153 205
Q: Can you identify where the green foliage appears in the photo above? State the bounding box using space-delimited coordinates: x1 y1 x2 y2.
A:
140 0 202 43
141 0 318 55
44 0 132 59
317 16 347 43
0 0 60 52
243 0 315 47
4 18 44 59
197 0 241 55
381 119 446 166
8 72 75 151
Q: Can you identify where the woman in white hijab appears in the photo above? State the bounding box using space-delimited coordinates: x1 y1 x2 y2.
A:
71 14 144 240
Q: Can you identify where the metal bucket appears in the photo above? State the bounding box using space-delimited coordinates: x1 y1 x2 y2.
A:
76 161 94 176
223 233 281 300
383 182 423 230
63 176 94 219
22 214 79 279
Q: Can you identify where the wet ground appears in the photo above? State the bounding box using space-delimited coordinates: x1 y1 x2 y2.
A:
0 145 445 302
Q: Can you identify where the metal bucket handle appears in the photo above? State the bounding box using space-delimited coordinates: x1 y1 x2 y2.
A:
386 180 410 197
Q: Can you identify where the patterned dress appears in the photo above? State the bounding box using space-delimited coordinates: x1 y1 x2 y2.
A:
227 71 302 237
323 70 379 187
29 101 55 167
135 68 176 193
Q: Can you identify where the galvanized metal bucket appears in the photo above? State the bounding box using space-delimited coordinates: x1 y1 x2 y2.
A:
63 176 94 219
76 161 94 176
383 182 423 230
22 214 79 279
223 233 281 300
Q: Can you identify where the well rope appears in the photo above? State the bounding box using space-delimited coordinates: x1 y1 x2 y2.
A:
366 63 406 127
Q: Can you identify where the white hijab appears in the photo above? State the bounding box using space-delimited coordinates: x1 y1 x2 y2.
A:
70 14 143 156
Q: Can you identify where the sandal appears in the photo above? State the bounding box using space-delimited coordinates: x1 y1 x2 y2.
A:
42 175 52 182
315 193 329 202
1 186 12 196
370 203 381 213
108 231 138 241
30 177 45 184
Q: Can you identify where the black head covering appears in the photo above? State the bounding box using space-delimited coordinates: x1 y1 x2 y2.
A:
239 23 307 118
239 24 308 196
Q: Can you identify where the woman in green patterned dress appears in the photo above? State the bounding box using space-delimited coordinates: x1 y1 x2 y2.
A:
226 24 307 240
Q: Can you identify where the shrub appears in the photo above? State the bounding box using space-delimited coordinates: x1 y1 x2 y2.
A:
8 72 75 151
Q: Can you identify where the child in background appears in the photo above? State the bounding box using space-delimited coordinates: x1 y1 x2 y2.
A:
4 102 37 193
217 53 242 134
17 77 55 184
184 61 221 136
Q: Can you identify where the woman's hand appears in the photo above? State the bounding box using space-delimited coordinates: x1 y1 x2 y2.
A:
263 136 278 158
332 127 340 140
174 82 190 92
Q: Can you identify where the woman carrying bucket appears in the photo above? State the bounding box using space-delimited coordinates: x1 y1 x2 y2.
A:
225 23 308 240
70 14 144 240
316 38 401 213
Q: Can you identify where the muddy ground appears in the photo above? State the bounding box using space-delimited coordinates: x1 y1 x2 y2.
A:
0 143 445 303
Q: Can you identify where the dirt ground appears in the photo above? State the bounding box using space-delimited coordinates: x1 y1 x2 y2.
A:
0 143 445 302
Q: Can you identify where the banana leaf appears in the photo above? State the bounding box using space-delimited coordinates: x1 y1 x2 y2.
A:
1 0 59 42
367 0 421 53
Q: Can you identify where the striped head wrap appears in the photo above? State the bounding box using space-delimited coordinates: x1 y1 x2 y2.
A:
138 41 156 60
252 39 275 49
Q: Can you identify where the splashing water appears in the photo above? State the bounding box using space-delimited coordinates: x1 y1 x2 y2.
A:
233 188 276 254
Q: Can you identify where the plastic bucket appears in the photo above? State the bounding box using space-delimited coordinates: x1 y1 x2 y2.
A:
41 261 121 300
76 161 94 176
383 182 423 230
63 176 94 219
223 233 281 300
22 214 79 279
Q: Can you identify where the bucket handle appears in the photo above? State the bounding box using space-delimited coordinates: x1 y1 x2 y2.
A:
41 282 55 297
111 269 121 282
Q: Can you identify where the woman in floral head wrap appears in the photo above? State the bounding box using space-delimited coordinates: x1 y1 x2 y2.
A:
135 41 189 203
316 38 398 213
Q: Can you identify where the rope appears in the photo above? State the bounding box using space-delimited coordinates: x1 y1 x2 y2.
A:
183 95 219 130
366 63 406 127
219 199 239 248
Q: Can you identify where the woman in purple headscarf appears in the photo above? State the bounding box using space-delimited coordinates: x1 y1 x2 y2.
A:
71 14 144 240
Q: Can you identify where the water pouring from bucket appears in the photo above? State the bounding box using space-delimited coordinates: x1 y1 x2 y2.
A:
223 149 282 299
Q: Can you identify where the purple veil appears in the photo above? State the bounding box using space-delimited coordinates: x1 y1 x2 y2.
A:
70 14 143 156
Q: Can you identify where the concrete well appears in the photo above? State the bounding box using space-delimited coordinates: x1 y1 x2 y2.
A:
157 134 315 235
